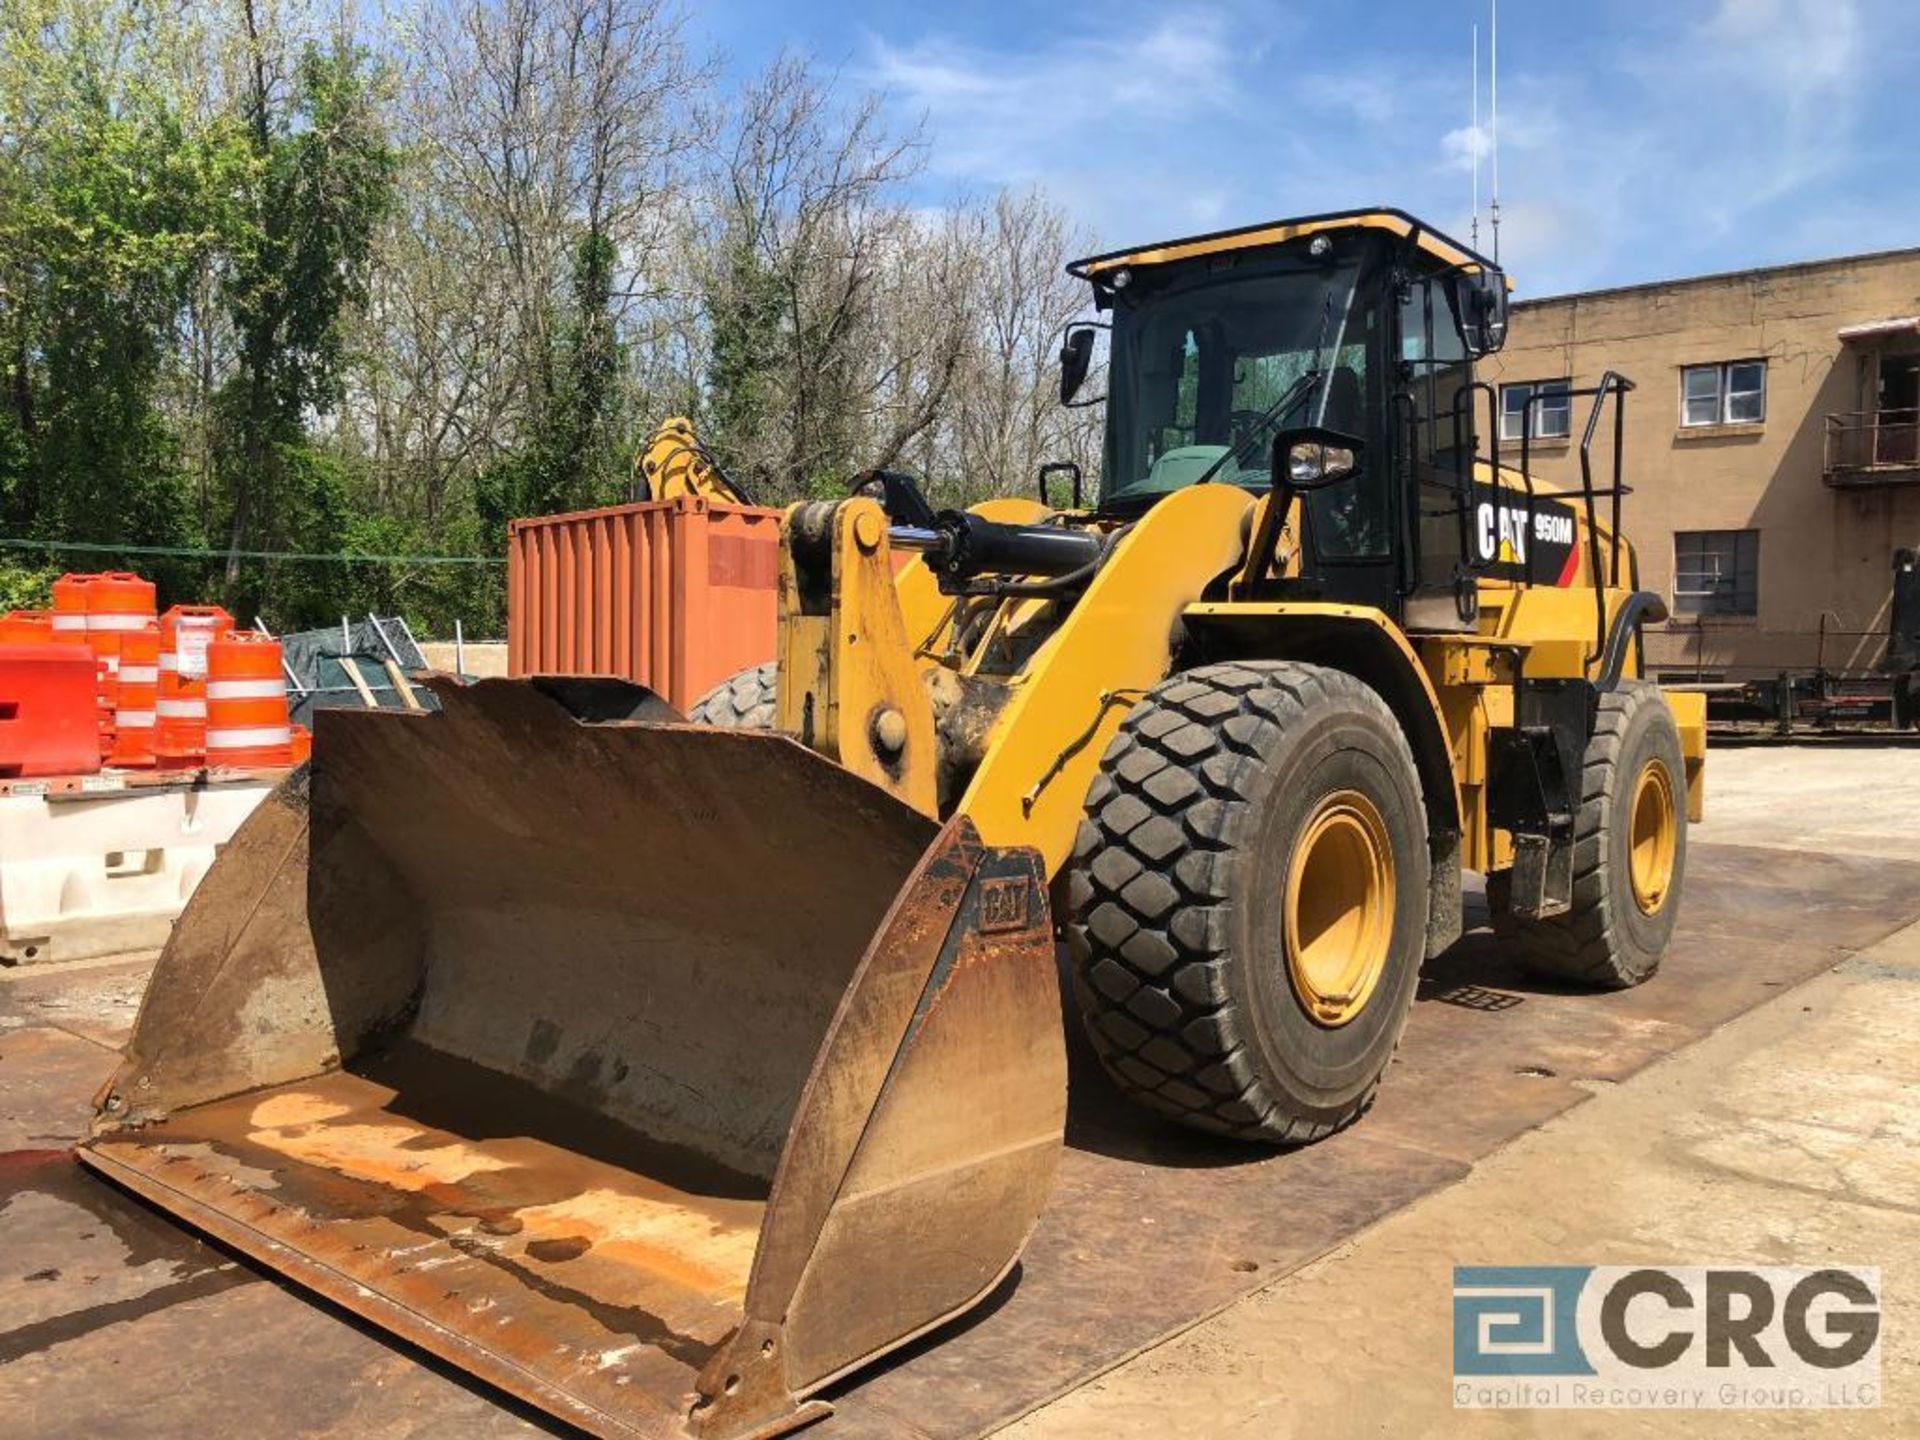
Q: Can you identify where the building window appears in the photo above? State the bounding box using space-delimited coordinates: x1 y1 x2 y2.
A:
1673 529 1759 615
1499 380 1572 441
1681 360 1766 427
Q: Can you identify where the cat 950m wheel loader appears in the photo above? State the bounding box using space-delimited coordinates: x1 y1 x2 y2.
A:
82 209 1706 1440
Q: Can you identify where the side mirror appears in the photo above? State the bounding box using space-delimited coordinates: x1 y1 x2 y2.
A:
1453 267 1510 357
1037 461 1084 510
1059 326 1097 404
1272 426 1364 491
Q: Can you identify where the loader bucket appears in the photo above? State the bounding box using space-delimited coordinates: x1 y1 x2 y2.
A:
78 677 1064 1440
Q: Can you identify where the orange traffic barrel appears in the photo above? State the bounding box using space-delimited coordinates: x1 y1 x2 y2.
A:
290 723 312 766
0 609 54 644
154 605 235 772
107 624 161 767
83 572 156 712
51 573 94 641
55 574 115 757
204 631 292 768
0 641 102 778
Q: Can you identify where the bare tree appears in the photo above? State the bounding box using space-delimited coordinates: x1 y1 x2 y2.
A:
951 189 1099 499
696 54 931 498
354 0 703 520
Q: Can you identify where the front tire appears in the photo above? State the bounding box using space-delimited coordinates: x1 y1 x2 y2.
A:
1068 661 1430 1144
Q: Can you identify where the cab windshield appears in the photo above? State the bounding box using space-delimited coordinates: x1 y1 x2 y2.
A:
1100 255 1368 510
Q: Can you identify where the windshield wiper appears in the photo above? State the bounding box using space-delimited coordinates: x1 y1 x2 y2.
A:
1192 366 1324 487
1193 271 1351 488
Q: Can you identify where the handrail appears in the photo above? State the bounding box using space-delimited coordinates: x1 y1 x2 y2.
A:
1825 408 1920 474
1443 371 1637 665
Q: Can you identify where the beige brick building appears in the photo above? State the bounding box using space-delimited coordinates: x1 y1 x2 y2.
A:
1482 247 1920 684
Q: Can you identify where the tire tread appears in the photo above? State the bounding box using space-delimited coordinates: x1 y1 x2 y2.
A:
688 662 777 729
1493 681 1681 987
1068 660 1424 1145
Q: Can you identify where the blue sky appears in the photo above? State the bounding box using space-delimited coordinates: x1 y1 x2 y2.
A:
685 0 1920 298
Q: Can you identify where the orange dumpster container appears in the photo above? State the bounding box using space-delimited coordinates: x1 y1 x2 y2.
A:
506 493 782 712
0 641 102 778
204 631 292 768
154 605 235 771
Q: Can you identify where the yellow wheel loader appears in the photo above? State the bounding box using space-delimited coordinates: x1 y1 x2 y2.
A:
81 208 1706 1440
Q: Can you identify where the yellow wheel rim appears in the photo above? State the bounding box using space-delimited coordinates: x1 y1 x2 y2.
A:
1628 759 1678 915
1284 789 1396 1028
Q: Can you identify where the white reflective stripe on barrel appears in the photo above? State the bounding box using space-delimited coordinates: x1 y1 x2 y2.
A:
159 654 179 671
157 699 205 718
114 711 157 728
119 665 160 684
86 613 152 631
52 615 86 630
206 726 292 748
206 679 286 700
103 656 120 673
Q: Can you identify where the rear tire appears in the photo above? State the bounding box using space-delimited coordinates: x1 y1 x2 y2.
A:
1491 681 1686 988
689 662 776 729
1067 661 1430 1144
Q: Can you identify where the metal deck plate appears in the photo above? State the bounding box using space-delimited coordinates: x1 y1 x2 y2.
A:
7 842 1919 1437
813 842 1920 1439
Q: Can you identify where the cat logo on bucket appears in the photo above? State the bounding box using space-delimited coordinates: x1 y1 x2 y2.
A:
1472 485 1580 586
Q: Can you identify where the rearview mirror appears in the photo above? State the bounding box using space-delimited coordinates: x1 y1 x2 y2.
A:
1059 325 1097 404
1037 460 1084 510
1453 267 1510 357
1272 426 1364 491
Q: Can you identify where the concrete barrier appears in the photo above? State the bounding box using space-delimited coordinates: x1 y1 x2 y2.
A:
0 775 275 965
416 641 508 678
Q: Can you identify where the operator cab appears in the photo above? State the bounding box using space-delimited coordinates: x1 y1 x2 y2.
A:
1063 208 1510 627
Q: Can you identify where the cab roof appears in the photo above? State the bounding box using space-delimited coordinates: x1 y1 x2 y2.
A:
1067 207 1497 282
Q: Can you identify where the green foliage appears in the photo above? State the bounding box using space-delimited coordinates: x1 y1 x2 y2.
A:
212 38 399 623
0 6 1085 644
0 557 57 611
0 1 246 550
480 227 631 525
704 237 786 488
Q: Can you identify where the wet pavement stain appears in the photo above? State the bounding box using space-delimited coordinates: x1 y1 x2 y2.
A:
0 1148 259 1364
0 1265 251 1364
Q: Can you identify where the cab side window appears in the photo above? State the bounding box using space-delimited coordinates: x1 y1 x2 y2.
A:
1399 279 1471 467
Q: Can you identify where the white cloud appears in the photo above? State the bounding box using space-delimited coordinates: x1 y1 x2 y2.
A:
848 0 1919 295
863 8 1270 239
1441 123 1490 172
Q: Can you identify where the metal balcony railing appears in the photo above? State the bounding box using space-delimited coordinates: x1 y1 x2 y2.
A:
1825 409 1920 484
